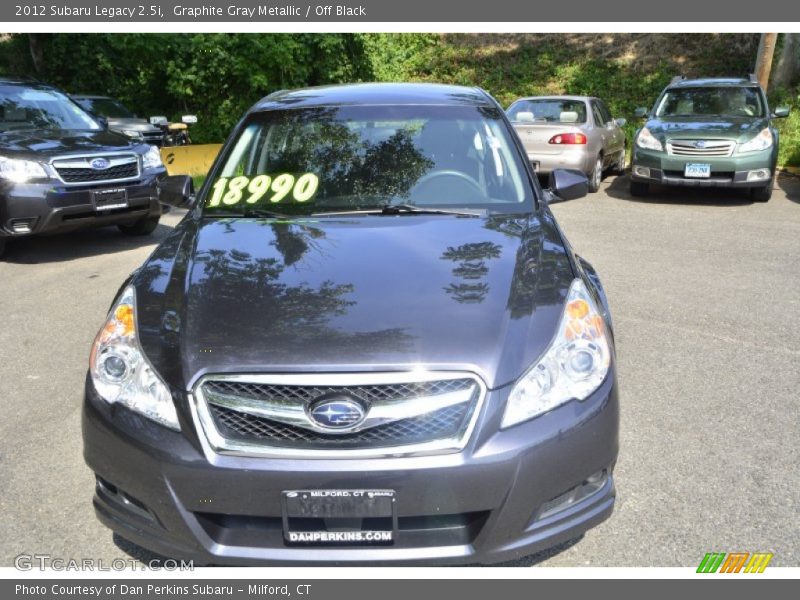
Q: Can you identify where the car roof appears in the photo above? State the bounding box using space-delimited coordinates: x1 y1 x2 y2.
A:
71 95 112 100
251 83 494 112
668 77 758 89
510 95 594 103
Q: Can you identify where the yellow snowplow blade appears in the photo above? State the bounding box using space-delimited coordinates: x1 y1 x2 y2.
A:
160 144 222 177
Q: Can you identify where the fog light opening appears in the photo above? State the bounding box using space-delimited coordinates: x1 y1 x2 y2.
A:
747 169 771 182
95 475 153 521
537 470 609 520
633 166 651 178
9 218 35 234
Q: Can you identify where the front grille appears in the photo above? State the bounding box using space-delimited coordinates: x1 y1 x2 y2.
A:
203 378 474 407
196 375 483 456
667 139 735 157
56 162 139 183
210 402 470 449
142 133 164 145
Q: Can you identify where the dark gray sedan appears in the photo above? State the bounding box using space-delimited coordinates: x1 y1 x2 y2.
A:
83 83 619 565
72 95 164 146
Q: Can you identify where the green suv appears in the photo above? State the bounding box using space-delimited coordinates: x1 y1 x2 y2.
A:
630 76 790 201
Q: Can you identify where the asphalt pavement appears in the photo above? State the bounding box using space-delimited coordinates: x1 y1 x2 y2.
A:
1 173 798 567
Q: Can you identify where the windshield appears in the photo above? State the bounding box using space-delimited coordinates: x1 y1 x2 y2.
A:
656 86 765 118
0 86 101 132
75 97 135 119
201 104 533 217
507 99 588 124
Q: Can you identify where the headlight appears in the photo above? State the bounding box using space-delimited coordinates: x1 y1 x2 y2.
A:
635 127 663 152
0 156 48 183
738 128 773 153
142 145 163 170
501 278 611 428
122 129 143 140
89 286 179 430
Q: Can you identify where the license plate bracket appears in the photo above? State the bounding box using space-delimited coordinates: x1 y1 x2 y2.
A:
92 188 129 211
281 489 397 545
684 163 711 178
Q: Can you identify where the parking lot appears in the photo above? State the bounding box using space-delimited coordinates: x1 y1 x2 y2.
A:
1 173 798 567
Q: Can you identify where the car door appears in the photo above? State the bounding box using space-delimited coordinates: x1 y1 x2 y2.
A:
594 100 624 164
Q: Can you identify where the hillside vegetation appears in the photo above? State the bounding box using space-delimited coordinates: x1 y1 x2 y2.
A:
1 33 797 165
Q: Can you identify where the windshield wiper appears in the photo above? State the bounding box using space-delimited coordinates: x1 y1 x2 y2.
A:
314 204 482 218
383 204 482 217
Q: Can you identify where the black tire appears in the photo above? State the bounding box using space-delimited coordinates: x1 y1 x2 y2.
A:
118 216 160 236
750 184 772 202
588 155 603 193
630 180 649 197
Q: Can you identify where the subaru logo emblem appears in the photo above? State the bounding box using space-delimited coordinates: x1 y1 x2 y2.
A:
694 140 707 149
90 158 110 170
308 396 366 430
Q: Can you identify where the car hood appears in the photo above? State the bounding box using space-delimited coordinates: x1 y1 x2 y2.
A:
0 128 143 159
644 116 770 142
133 214 576 390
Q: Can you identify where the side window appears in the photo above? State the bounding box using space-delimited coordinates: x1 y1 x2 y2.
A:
591 102 606 126
597 100 614 124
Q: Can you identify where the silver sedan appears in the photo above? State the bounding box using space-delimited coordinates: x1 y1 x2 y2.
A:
507 96 627 192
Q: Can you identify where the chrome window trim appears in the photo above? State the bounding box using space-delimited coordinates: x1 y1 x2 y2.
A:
190 371 487 460
50 152 141 186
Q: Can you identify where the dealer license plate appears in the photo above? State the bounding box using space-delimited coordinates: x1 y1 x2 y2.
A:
684 163 711 178
282 489 396 545
92 188 129 211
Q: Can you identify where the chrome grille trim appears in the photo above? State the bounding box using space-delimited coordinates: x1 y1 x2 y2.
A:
51 152 141 185
666 139 735 157
191 372 487 459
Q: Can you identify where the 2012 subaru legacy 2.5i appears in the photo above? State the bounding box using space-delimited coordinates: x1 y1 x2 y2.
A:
82 83 619 565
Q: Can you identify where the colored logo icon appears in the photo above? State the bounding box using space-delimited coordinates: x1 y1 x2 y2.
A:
697 552 773 573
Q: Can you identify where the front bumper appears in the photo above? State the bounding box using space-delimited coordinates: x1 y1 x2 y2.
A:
630 147 776 188
83 371 619 566
0 171 164 239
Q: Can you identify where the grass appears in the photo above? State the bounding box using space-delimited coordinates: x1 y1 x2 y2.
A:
772 91 800 167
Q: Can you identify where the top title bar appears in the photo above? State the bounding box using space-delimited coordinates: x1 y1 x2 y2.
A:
4 0 800 22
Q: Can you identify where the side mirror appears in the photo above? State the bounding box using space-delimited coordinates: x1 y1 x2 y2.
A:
181 115 198 124
634 107 648 118
615 117 627 127
547 169 588 203
772 106 790 118
158 175 195 208
95 115 108 129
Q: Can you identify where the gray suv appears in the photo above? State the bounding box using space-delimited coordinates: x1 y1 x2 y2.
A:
83 83 619 565
0 79 166 259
